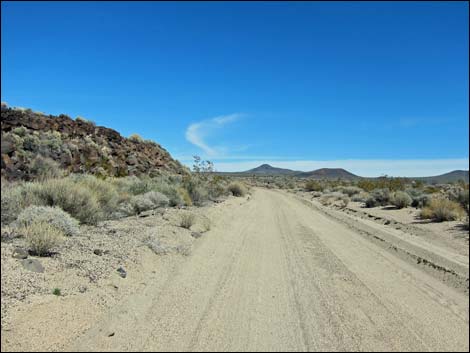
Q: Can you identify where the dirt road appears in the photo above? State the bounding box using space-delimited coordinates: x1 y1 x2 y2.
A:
65 188 468 352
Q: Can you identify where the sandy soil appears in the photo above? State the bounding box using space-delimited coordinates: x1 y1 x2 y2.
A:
1 188 469 351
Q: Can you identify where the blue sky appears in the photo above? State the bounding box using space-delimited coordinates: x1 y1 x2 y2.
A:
1 1 468 176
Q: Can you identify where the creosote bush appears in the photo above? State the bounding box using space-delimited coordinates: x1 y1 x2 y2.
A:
14 205 79 236
21 221 64 256
305 180 324 192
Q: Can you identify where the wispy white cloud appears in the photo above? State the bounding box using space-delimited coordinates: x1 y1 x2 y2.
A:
185 113 242 157
204 158 469 177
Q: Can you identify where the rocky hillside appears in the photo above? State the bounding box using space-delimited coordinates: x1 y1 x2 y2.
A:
1 105 188 180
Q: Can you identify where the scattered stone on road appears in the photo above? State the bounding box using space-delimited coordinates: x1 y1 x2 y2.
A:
116 267 127 278
191 232 202 239
12 247 29 259
20 259 44 273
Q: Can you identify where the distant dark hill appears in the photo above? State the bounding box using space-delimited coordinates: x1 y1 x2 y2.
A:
414 170 469 184
243 164 300 175
295 168 360 180
218 163 468 184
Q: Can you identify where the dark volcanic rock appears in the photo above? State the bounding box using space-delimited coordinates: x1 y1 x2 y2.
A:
1 106 189 180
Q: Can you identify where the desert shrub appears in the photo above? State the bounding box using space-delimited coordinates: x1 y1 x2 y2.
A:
14 205 79 236
31 178 102 224
182 176 208 205
71 174 120 215
166 187 185 207
146 191 170 208
180 213 195 229
453 189 469 215
208 177 228 198
365 196 378 208
1 185 23 225
341 186 362 197
111 202 135 219
351 192 369 203
76 116 96 125
130 193 156 214
366 189 390 207
391 191 412 209
319 192 344 206
191 185 209 205
28 155 64 180
406 188 431 208
305 180 323 192
424 185 440 194
338 195 350 208
200 216 211 232
178 187 192 206
420 198 465 222
228 182 247 197
21 221 64 256
311 191 323 198
12 126 27 137
129 133 143 142
413 194 431 208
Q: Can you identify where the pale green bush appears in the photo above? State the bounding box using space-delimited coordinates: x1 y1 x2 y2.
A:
391 191 412 209
1 185 22 224
146 191 169 208
14 205 79 236
130 193 156 214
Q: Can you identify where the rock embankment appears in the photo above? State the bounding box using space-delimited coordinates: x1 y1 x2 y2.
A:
1 105 187 179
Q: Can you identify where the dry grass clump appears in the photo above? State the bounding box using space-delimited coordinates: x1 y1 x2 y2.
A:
390 191 412 209
21 221 64 256
180 213 196 229
420 198 465 222
31 178 102 224
228 182 247 197
14 206 79 237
